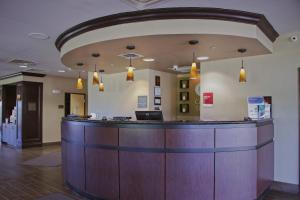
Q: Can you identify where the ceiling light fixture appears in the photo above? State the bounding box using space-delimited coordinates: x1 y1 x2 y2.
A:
19 65 28 68
238 48 247 83
197 56 209 61
126 45 136 81
28 32 50 40
143 58 155 62
76 72 83 90
188 40 199 80
58 70 65 73
99 70 105 92
91 53 100 85
126 57 135 81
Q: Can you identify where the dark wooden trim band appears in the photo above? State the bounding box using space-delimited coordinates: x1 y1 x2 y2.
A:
0 72 45 81
62 118 273 129
62 138 273 153
55 7 279 51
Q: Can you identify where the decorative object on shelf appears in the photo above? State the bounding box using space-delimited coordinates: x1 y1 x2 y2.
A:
154 86 161 97
91 53 100 85
203 92 214 107
180 80 189 89
188 40 199 80
180 104 189 113
126 45 136 81
99 69 104 92
76 72 83 90
238 48 247 82
180 92 189 101
154 97 161 105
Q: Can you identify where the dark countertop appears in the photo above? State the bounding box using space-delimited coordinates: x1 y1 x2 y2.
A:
62 117 273 128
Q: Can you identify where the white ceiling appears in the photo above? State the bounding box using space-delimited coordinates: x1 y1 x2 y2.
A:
0 0 300 78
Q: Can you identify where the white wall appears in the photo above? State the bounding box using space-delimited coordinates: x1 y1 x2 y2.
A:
88 69 177 120
201 32 300 184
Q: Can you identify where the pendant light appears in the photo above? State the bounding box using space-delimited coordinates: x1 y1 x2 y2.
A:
92 64 99 85
238 48 247 83
91 53 100 85
126 45 135 82
76 72 83 90
99 70 104 92
189 40 199 80
126 56 134 81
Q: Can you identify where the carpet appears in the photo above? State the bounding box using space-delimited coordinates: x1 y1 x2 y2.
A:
22 152 61 167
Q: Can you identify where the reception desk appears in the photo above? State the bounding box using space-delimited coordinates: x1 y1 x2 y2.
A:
61 118 274 200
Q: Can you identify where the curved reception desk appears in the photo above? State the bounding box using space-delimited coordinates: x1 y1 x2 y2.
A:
61 118 274 200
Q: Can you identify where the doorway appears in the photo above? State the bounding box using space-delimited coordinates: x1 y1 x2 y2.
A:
65 93 86 116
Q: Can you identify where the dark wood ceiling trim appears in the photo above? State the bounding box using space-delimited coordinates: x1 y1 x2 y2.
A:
55 7 279 51
0 72 46 81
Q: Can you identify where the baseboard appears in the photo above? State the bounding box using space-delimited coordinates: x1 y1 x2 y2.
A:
42 141 61 146
272 181 299 194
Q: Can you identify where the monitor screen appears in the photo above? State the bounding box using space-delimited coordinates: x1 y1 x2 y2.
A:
135 111 163 121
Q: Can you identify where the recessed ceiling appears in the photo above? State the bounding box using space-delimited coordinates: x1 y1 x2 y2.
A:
0 0 299 78
61 34 270 74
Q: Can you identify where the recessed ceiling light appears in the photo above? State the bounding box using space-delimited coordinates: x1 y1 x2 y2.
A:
19 65 28 68
143 58 155 62
197 56 209 61
28 32 50 40
58 70 65 73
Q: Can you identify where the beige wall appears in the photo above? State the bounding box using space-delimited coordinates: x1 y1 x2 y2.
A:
201 32 300 184
88 69 177 120
148 69 177 121
23 76 87 143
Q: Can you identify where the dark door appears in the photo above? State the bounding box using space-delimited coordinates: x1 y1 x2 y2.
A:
20 82 43 147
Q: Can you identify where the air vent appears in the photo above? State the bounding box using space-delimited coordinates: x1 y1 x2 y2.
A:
168 65 200 73
118 53 144 59
24 68 46 73
8 59 36 66
122 0 166 9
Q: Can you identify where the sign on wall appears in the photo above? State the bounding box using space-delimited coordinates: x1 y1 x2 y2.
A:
203 92 213 107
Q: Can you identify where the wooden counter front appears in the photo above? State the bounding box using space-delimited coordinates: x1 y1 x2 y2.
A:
61 119 274 200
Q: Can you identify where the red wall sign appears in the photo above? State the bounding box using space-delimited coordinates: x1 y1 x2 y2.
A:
203 92 213 106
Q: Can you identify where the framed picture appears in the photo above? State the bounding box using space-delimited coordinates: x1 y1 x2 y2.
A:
154 86 161 97
154 97 161 105
137 96 148 108
155 76 160 86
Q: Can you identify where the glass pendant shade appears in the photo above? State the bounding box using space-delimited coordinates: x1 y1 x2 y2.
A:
190 62 198 80
76 73 83 90
126 57 134 81
99 82 104 92
99 75 104 92
126 66 134 81
190 52 198 80
92 65 99 85
239 60 246 82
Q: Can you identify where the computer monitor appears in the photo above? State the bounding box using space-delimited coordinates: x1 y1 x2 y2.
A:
135 111 163 121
